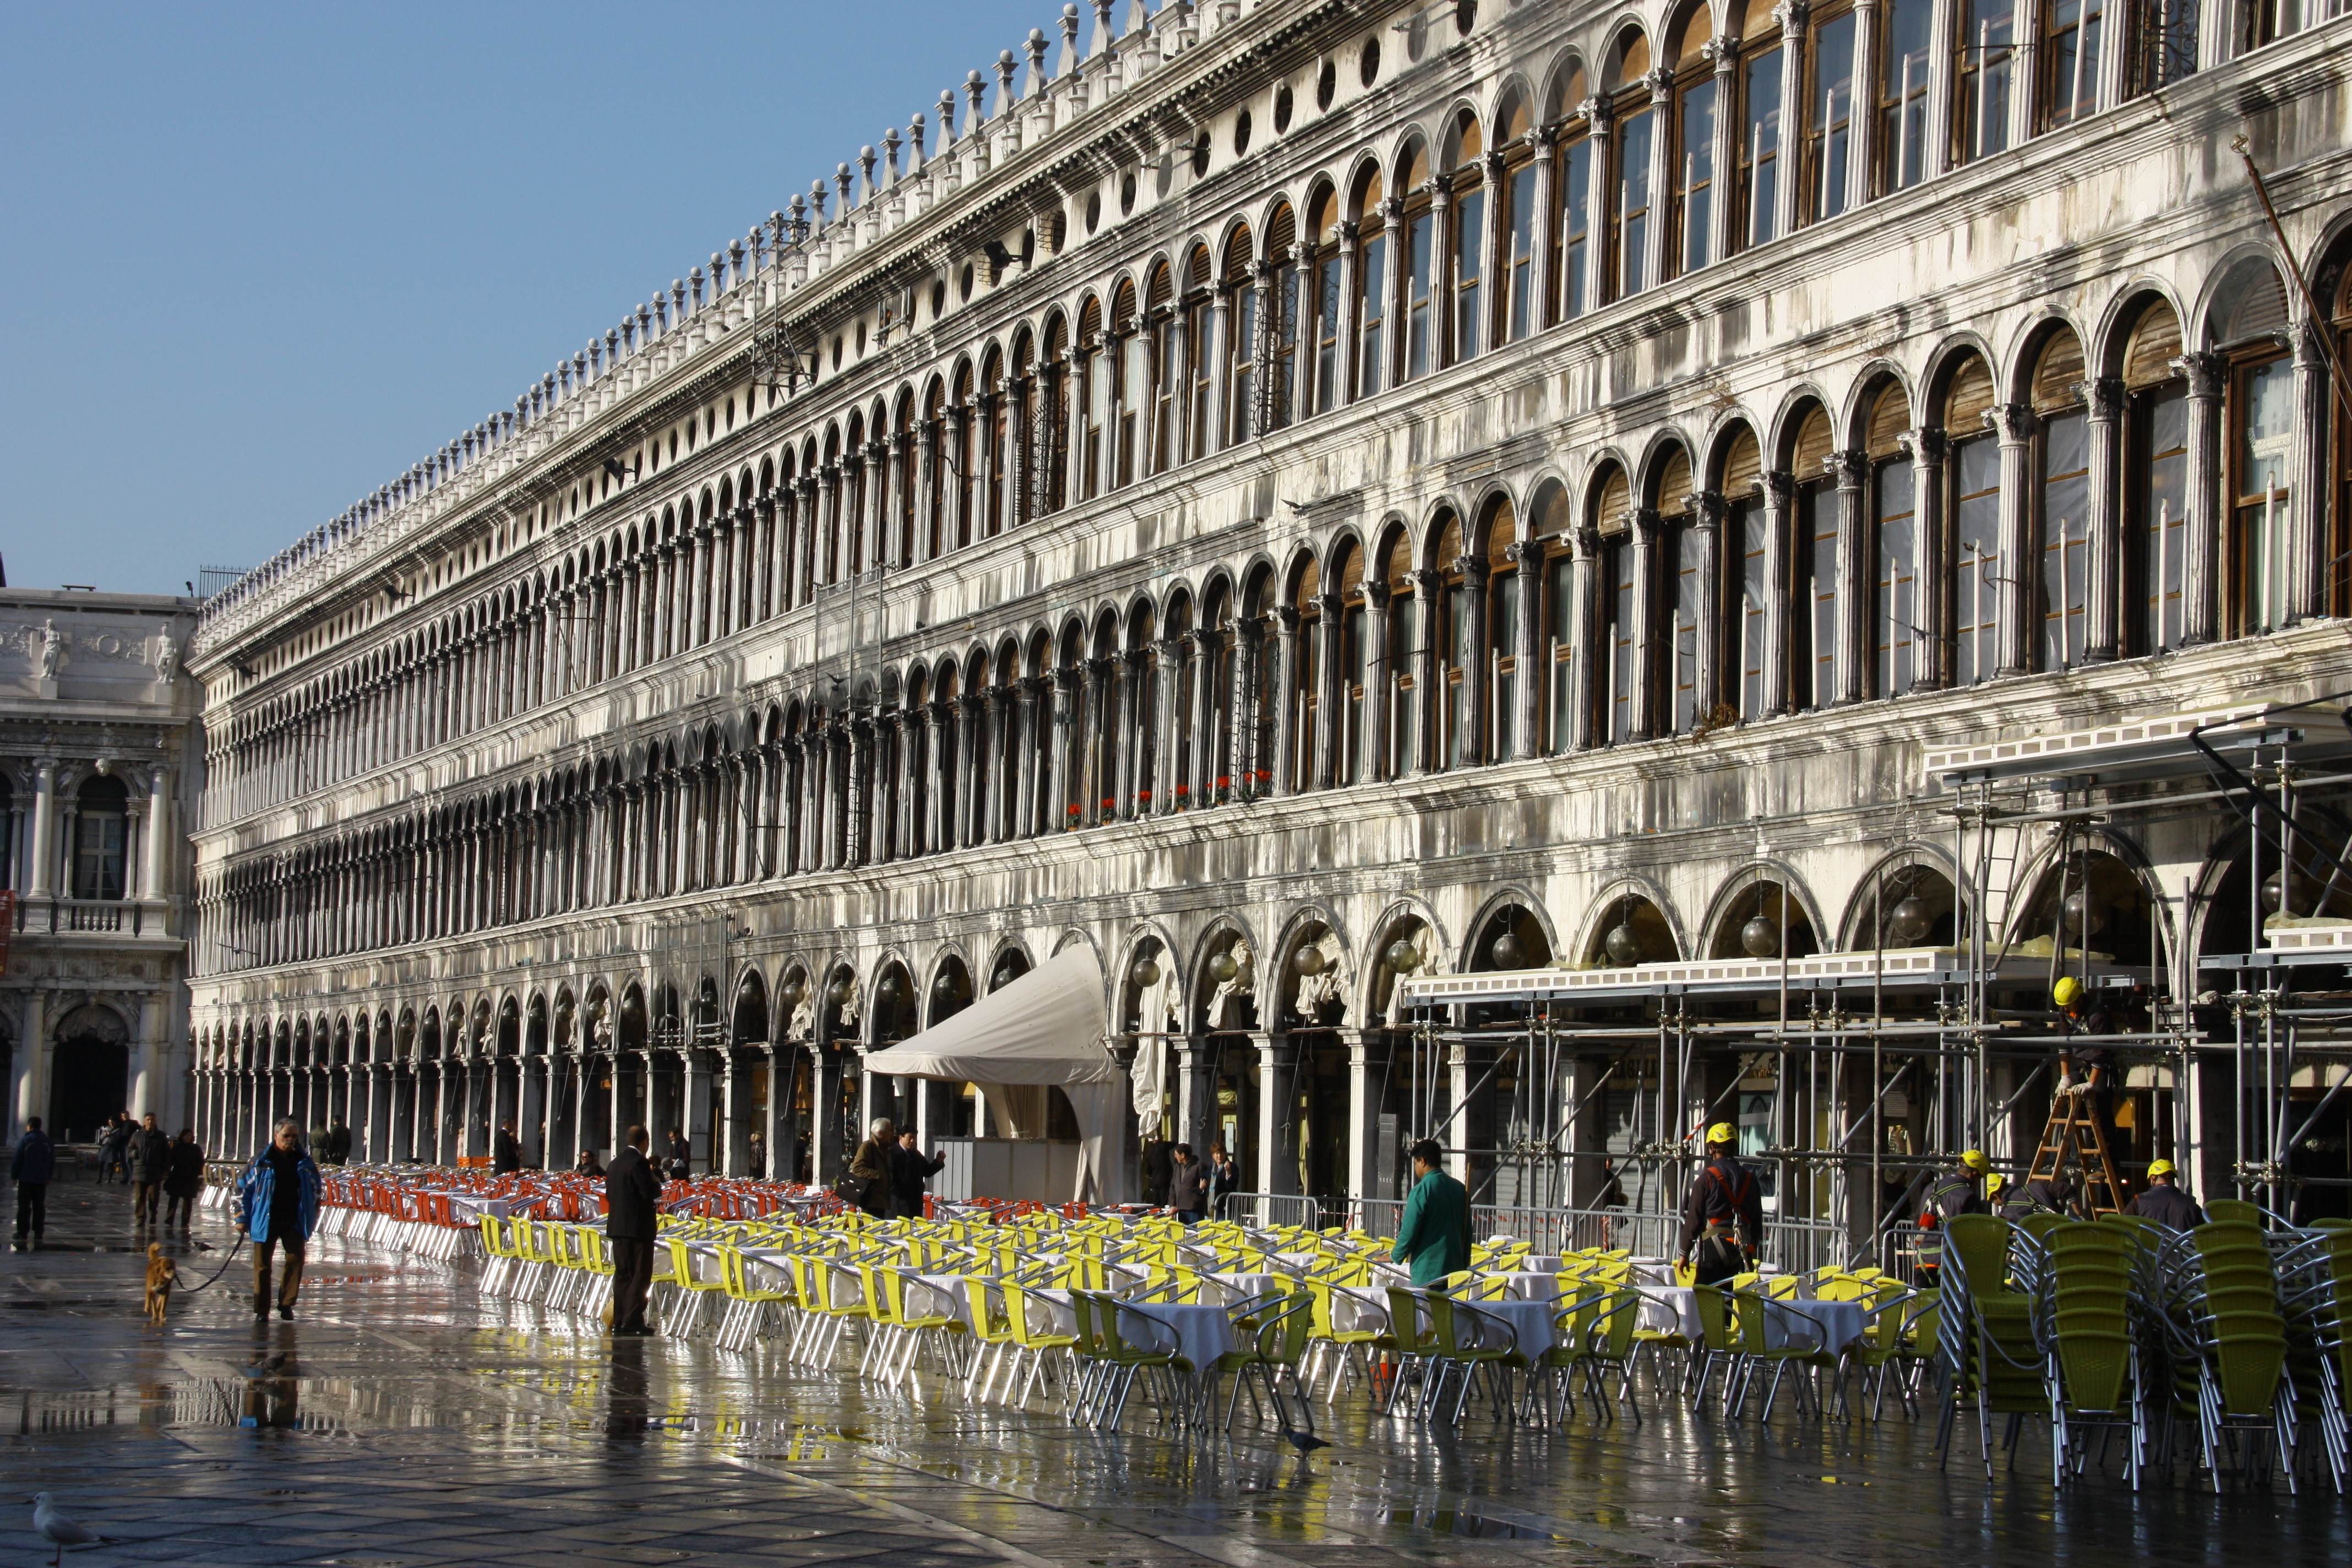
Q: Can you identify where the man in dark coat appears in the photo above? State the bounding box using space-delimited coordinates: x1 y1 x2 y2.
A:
1678 1123 1765 1285
605 1125 664 1335
493 1118 524 1174
2124 1158 2206 1229
661 1128 692 1183
128 1113 173 1227
164 1129 206 1227
321 1119 352 1166
891 1129 946 1220
98 1114 133 1183
11 1117 56 1250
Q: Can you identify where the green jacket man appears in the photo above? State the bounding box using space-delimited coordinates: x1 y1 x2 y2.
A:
1391 1139 1471 1285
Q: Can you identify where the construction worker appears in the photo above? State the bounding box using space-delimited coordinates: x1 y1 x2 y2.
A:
1676 1123 1762 1286
2002 1174 2076 1220
1983 1172 2008 1209
2054 976 2121 1156
1915 1151 1990 1283
2124 1158 2206 1229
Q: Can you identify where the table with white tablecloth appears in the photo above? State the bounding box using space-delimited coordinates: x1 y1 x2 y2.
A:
1197 1271 1283 1307
1456 1297 1559 1358
1116 1299 1238 1371
1620 1284 1864 1352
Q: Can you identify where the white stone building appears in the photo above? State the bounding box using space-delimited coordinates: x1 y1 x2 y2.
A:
184 0 2351 1237
3 587 201 1141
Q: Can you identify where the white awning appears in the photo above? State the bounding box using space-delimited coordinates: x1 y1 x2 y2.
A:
863 943 1124 1203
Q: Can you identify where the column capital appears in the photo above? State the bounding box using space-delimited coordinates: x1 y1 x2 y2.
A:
1642 66 1676 106
1827 448 1869 490
1760 470 1796 507
2084 375 2127 422
2171 349 2226 397
1908 426 1950 464
1984 401 2035 444
1773 0 1810 37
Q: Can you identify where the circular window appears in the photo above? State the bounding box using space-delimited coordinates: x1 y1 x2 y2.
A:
1455 0 1477 35
1316 59 1336 110
1359 37 1380 87
831 336 843 369
1273 85 1294 133
931 280 948 317
853 322 866 356
1406 12 1429 61
959 262 974 301
1119 171 1137 214
1085 191 1102 233
1232 110 1252 156
1191 130 1211 177
1047 211 1067 253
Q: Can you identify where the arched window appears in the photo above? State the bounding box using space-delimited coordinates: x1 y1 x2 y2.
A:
1038 320 1070 516
1224 228 1259 444
1378 531 1419 776
1482 498 1521 759
1146 263 1178 474
1352 168 1389 398
1607 34 1656 301
1548 67 1595 320
1877 0 1934 193
843 412 868 578
1658 451 1704 730
1112 280 1145 487
1306 193 1345 417
1494 92 1539 342
1590 465 1637 742
1076 298 1106 500
1866 384 1920 696
1398 142 1436 380
1953 0 2019 166
1289 563 1320 794
1732 4 1783 251
2031 330 2092 669
74 774 130 902
1800 2 1859 226
1334 542 1368 785
1184 248 1215 461
983 350 1008 539
1667 7 1718 278
1720 429 1770 717
2119 300 2188 654
1264 204 1301 433
952 365 977 550
1531 483 1578 752
2039 0 2106 132
1945 356 2002 683
1430 510 1472 767
1444 112 1485 363
1788 406 1838 708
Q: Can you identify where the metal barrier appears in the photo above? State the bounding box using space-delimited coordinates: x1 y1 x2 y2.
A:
1218 1191 1333 1230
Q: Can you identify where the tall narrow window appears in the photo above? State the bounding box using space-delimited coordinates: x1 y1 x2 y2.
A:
73 776 129 902
1545 547 1576 752
1266 208 1300 432
1721 432 1769 718
1340 559 1367 787
1382 541 1420 776
1356 183 1388 398
1803 7 1858 225
1605 530 1637 743
1737 26 1783 249
2230 353 2294 636
1228 274 1257 445
1184 257 1212 461
1485 511 1518 760
1448 115 1485 364
2040 0 2105 130
2131 383 2189 652
1501 151 1538 341
1402 178 1435 381
1080 319 1106 499
1313 221 1343 415
1954 0 2018 165
1946 359 2002 683
1615 98 1653 299
1879 0 1933 193
1437 529 1469 768
1113 287 1143 487
2031 332 2091 669
1789 410 1839 709
2124 0 2198 97
1148 266 1177 473
1553 116 1593 322
1658 455 1701 731
1673 47 1718 276
1868 387 1919 696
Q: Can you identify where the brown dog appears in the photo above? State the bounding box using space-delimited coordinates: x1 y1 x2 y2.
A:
144 1243 177 1325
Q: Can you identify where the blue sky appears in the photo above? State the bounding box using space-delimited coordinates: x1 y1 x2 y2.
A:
0 1 1042 597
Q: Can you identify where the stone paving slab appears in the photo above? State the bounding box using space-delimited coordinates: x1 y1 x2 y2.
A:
3 1180 2344 1567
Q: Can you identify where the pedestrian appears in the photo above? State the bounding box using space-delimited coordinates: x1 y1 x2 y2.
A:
1139 1134 1173 1209
128 1113 172 1227
322 1118 352 1166
605 1125 663 1335
891 1128 946 1220
235 1120 321 1321
847 1118 895 1218
661 1128 692 1183
99 1114 133 1183
1207 1142 1241 1219
11 1117 55 1251
1677 1122 1763 1286
493 1118 524 1175
164 1129 206 1228
309 1120 333 1162
1917 1150 1991 1286
2124 1158 2206 1229
1164 1143 1207 1224
1390 1138 1471 1285
747 1131 767 1182
574 1147 606 1179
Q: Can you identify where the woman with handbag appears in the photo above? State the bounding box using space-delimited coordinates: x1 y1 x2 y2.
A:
847 1118 896 1218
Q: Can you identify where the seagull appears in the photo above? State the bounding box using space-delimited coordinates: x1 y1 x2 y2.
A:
32 1493 108 1565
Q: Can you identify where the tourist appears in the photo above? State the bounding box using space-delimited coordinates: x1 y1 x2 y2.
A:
98 1113 133 1183
493 1118 524 1174
891 1128 946 1220
2125 1158 2206 1229
1390 1139 1469 1286
127 1112 172 1227
164 1129 205 1227
605 1125 662 1335
10 1117 55 1251
1164 1143 1206 1224
235 1120 321 1321
320 1118 352 1165
662 1128 692 1182
1677 1123 1762 1286
848 1119 896 1218
574 1147 605 1179
1207 1142 1240 1219
746 1131 766 1182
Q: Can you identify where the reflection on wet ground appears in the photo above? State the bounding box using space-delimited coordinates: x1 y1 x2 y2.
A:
2 1182 2341 1567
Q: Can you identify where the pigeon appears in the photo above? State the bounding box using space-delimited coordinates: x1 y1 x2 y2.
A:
1275 1424 1331 1457
32 1493 109 1565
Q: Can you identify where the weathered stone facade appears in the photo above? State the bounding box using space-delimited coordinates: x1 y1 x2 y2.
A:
185 1 2351 1227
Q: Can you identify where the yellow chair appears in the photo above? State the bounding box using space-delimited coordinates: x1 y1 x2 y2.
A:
660 1235 727 1337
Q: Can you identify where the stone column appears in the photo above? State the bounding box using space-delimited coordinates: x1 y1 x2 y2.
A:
1570 524 1604 748
2083 379 2124 660
2287 320 2328 626
1910 429 1950 688
1642 67 1675 289
1362 586 1393 781
1113 654 1142 818
1344 1030 1380 1208
1704 39 1738 263
1687 495 1723 722
1254 1032 1299 1197
1080 663 1107 825
1016 677 1044 836
1182 629 1213 807
139 764 172 904
1147 641 1179 815
1267 606 1300 796
1989 401 2036 676
26 760 57 899
1623 519 1659 737
1772 4 1806 239
10 990 46 1131
1847 0 1881 211
1831 448 1869 703
1203 284 1232 454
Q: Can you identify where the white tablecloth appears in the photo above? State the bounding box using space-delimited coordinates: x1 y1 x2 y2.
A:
1456 1297 1556 1357
1761 1297 1864 1352
1486 1271 1565 1302
1632 1284 1700 1338
1197 1271 1282 1307
907 1272 976 1325
1118 1300 1237 1370
1331 1285 1396 1336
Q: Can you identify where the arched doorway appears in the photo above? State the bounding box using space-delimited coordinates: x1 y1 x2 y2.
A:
51 1003 130 1143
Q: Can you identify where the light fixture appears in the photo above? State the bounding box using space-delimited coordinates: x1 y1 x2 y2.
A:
1741 915 1781 957
1130 957 1162 988
1386 939 1420 973
1292 946 1326 977
2061 889 2105 935
934 970 962 998
1887 895 1932 945
826 979 851 1006
1490 932 1523 968
1207 951 1239 984
1603 923 1641 967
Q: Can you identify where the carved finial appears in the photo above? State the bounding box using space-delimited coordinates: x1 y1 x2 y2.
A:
835 162 853 213
1092 0 1114 57
809 179 827 224
1026 28 1049 95
938 88 957 142
670 278 687 318
966 69 988 132
908 113 926 170
883 127 901 183
1059 5 1081 75
690 265 705 310
996 50 1017 116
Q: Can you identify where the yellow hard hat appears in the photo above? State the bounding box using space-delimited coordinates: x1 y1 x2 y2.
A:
1705 1122 1736 1146
2053 976 2083 1006
1959 1150 1988 1172
1985 1173 2008 1196
2146 1158 2175 1179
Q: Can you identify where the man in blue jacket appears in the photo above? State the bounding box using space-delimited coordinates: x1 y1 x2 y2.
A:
235 1120 322 1320
11 1117 56 1251
1391 1138 1471 1286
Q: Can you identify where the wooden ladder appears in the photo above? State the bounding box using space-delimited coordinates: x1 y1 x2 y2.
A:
2024 1089 2128 1216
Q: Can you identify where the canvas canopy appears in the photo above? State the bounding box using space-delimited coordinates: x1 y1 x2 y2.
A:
861 943 1125 1203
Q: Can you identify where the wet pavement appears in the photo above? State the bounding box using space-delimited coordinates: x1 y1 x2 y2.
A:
2 1180 2341 1567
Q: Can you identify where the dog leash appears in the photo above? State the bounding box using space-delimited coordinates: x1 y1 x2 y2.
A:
176 1231 247 1293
